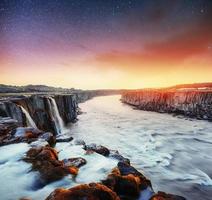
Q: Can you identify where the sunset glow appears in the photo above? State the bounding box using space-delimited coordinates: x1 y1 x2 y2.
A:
0 0 212 89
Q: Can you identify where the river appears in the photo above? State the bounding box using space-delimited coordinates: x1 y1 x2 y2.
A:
0 95 212 200
71 95 212 200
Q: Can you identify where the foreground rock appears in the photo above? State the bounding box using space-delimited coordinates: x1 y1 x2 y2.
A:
45 183 120 200
84 143 110 156
23 146 78 186
103 161 152 198
0 126 56 147
56 136 73 143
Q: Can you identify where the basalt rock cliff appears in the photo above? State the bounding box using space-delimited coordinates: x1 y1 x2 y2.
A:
0 94 78 134
121 90 212 120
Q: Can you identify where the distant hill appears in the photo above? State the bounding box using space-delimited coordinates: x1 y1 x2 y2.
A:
0 84 75 93
166 82 212 90
0 82 212 94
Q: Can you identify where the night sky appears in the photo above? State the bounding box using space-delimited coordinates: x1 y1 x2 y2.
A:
0 0 212 89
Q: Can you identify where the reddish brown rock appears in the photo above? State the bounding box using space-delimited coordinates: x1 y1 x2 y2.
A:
23 146 78 185
45 183 120 200
150 192 186 200
102 162 152 198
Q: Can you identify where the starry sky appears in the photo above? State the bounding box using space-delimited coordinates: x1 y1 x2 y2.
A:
0 0 212 89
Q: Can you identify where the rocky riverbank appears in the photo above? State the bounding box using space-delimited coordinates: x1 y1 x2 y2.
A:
0 126 186 200
121 90 212 121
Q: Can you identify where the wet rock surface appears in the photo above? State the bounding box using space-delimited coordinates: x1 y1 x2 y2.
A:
84 143 110 156
0 126 56 147
23 146 78 185
56 136 73 143
102 162 152 198
45 183 120 200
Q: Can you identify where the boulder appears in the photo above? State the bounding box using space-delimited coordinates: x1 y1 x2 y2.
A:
23 146 78 185
102 162 152 198
0 127 43 146
150 192 186 200
45 183 120 200
56 136 73 143
84 143 110 156
63 157 87 168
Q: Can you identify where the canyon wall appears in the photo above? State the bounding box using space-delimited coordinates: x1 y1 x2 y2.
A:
0 94 78 134
121 90 212 120
0 89 123 135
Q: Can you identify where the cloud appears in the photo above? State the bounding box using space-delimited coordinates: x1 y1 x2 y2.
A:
95 4 212 68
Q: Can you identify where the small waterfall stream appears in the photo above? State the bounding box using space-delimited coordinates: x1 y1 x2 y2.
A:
20 106 37 129
48 97 66 135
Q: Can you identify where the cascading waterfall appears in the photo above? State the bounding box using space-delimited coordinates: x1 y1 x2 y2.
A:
48 97 66 135
20 106 37 129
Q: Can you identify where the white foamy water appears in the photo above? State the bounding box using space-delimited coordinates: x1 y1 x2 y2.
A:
20 106 37 129
0 141 117 200
69 95 212 200
47 97 67 135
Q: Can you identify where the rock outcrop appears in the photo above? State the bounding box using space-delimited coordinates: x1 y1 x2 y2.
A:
45 183 120 200
0 94 78 134
23 146 79 186
121 90 212 120
102 161 152 199
84 143 110 156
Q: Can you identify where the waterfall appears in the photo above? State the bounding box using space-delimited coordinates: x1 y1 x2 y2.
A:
48 97 66 135
20 106 37 129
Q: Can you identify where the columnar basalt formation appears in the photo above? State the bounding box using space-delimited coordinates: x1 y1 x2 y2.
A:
121 90 212 120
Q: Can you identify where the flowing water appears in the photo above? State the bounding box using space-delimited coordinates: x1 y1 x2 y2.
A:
47 97 67 135
70 95 212 200
20 106 37 129
0 95 212 200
